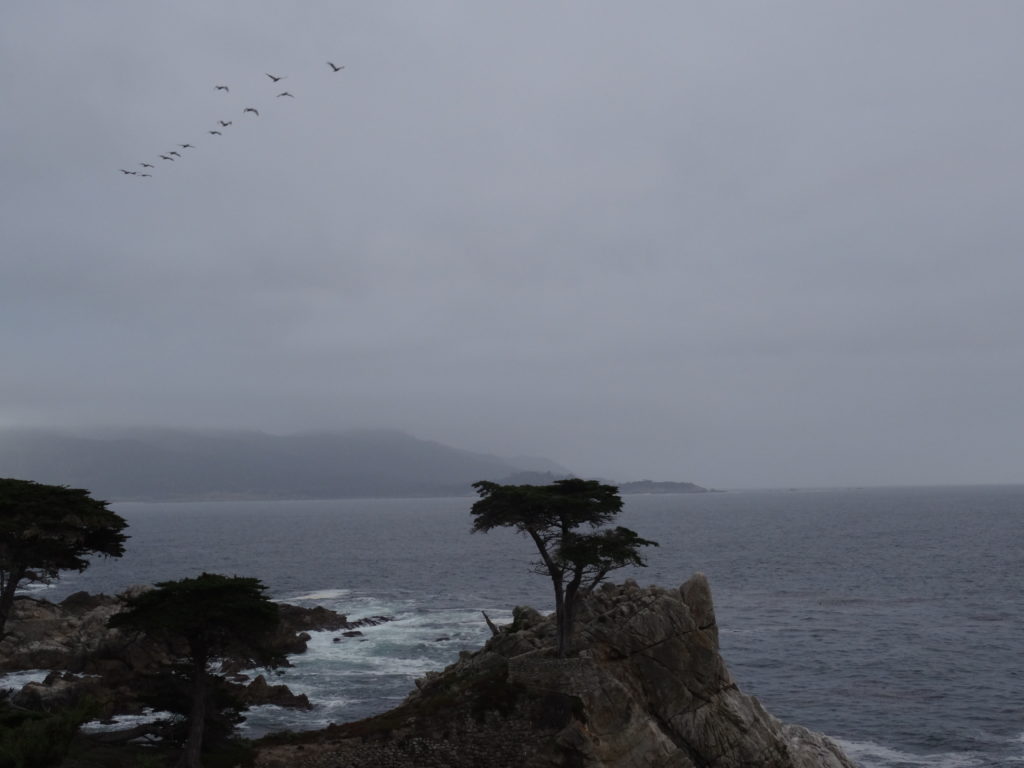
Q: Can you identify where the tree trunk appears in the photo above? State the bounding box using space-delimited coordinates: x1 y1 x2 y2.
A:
560 575 583 658
526 528 569 658
179 659 208 768
553 577 566 657
0 566 25 639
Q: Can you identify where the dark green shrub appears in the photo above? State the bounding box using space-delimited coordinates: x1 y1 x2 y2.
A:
0 699 96 768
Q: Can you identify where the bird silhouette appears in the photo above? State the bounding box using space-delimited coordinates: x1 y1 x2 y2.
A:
140 173 152 177
215 85 229 92
159 155 174 160
208 130 222 135
219 120 232 127
276 91 294 98
168 151 181 157
327 62 344 72
244 107 259 116
140 163 154 168
119 169 135 174
266 73 285 82
179 144 195 149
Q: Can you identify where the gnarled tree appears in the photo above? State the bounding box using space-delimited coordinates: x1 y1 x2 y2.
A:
471 478 657 657
0 478 127 637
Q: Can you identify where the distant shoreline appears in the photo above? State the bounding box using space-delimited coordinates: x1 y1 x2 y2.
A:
102 483 1024 503
107 486 715 504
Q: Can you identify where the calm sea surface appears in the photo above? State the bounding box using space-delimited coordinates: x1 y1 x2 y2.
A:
17 486 1024 767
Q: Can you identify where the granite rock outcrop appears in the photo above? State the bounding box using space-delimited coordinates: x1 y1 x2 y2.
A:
256 575 855 768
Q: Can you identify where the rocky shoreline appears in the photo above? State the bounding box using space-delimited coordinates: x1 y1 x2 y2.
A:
2 577 857 767
254 575 856 768
0 589 389 720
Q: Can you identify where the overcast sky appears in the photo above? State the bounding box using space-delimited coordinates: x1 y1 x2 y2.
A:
2 2 1022 489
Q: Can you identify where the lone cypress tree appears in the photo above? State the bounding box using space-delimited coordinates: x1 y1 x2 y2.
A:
471 478 657 657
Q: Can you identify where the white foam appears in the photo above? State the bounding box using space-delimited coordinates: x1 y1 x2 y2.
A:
834 738 985 768
79 708 172 734
234 592 520 735
14 582 53 595
0 669 50 691
242 603 502 734
283 630 442 679
286 588 353 601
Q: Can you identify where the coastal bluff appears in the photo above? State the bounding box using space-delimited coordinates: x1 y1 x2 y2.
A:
256 575 856 768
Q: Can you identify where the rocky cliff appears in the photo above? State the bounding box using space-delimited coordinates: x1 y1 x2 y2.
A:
255 575 856 768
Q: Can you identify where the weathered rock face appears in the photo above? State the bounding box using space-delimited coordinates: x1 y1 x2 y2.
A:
256 575 856 768
0 591 134 673
502 575 855 768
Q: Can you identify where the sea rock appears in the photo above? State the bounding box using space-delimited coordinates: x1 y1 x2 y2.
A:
241 674 313 710
255 575 856 768
12 671 93 711
275 603 352 633
271 606 392 655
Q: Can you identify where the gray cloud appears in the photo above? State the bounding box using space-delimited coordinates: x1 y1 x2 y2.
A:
2 2 1023 488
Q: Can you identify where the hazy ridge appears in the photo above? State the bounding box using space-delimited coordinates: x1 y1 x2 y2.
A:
0 428 572 502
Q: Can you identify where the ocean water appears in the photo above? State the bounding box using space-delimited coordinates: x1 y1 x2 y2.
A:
10 486 1023 767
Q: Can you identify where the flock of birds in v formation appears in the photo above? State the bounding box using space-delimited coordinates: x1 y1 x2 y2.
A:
118 62 345 178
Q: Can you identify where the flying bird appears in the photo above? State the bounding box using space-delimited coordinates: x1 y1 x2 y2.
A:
243 107 259 116
266 73 284 82
159 154 174 160
119 169 135 174
218 120 232 127
215 85 229 92
140 163 154 168
179 144 195 149
208 130 222 135
276 91 294 98
168 151 181 157
327 62 344 72
140 173 152 177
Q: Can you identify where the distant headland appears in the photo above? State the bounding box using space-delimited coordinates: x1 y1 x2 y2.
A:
618 479 710 494
0 427 709 502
